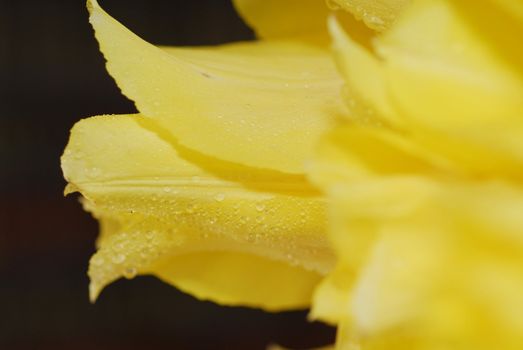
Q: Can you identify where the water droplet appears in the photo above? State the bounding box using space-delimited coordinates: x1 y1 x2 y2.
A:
255 203 266 212
214 193 225 202
91 255 104 266
140 248 150 259
186 204 198 214
145 232 155 241
123 267 137 279
163 187 172 193
325 0 341 10
89 167 101 177
366 15 384 27
112 253 126 264
113 242 125 252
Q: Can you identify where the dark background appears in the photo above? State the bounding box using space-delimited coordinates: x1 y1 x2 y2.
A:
0 0 335 349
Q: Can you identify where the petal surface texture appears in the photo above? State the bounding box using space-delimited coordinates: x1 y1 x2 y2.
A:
87 0 345 174
62 115 334 311
332 0 411 31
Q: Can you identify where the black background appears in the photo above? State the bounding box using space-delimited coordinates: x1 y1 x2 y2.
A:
0 0 335 349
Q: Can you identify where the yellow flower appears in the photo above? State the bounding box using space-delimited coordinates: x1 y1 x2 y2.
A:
62 0 523 348
62 0 345 310
63 0 404 311
310 0 523 349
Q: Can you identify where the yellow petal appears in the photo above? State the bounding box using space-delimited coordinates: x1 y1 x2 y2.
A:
308 125 457 189
328 17 401 126
314 179 523 349
331 0 411 31
232 0 331 40
62 115 333 310
340 182 523 350
87 0 344 174
375 0 523 128
328 0 523 177
310 126 523 347
489 0 523 23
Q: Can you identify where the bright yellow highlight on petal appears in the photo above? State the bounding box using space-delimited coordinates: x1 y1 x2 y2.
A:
62 115 333 310
88 0 345 174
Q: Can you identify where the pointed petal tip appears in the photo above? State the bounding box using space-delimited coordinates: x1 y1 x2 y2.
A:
86 0 98 14
63 184 78 196
89 282 101 303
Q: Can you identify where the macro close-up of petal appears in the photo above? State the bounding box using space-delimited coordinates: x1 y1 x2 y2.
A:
62 0 344 312
62 115 333 310
48 0 523 348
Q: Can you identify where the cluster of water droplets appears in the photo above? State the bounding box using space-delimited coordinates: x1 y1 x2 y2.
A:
325 0 390 31
85 180 335 299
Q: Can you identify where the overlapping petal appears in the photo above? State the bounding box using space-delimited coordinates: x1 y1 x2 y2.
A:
61 0 523 347
310 0 523 348
233 0 409 42
331 0 411 31
62 115 334 310
330 0 523 176
88 0 346 174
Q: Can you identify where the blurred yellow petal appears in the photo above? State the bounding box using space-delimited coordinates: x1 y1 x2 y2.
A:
308 125 457 189
489 0 523 23
232 0 331 40
311 129 523 346
88 0 345 174
62 115 334 310
376 0 523 128
372 0 523 174
329 0 523 177
331 0 411 31
339 182 523 350
310 108 523 348
328 17 400 126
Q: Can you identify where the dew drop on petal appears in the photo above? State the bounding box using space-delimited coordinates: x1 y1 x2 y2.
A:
123 267 137 279
111 253 126 264
255 203 266 212
91 255 104 267
325 0 341 10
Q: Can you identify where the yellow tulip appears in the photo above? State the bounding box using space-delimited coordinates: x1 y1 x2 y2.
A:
309 0 523 349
